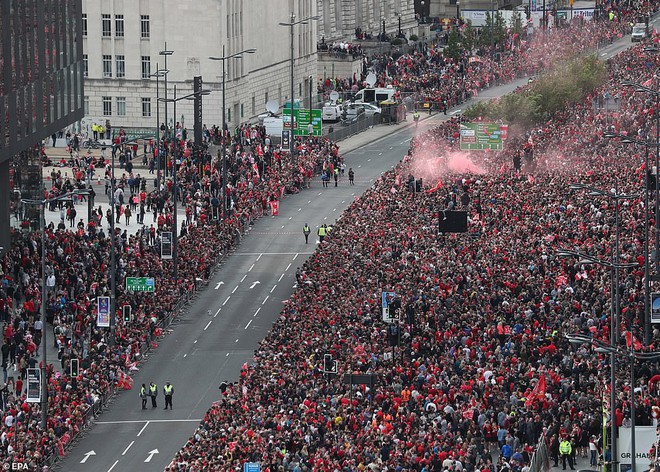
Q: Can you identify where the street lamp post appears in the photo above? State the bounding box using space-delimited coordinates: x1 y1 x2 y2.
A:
23 189 89 429
209 47 256 217
158 88 211 282
566 333 660 472
159 45 174 181
150 66 168 192
457 1 460 21
279 13 320 164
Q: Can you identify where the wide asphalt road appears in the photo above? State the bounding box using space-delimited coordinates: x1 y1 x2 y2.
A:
54 25 643 470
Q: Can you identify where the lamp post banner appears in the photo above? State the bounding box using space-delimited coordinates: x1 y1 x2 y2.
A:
194 76 203 145
618 426 655 472
97 296 110 328
651 292 660 323
26 368 41 403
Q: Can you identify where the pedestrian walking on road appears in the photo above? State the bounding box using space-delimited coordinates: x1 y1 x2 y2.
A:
303 224 311 244
348 168 355 185
163 381 174 410
149 381 158 408
140 383 147 409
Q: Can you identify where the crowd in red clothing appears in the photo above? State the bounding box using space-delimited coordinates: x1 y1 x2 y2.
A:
166 14 660 472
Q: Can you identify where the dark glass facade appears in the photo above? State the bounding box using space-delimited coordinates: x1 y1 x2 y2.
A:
0 0 84 164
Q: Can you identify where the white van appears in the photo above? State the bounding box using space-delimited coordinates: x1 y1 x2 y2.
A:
353 87 397 105
322 104 343 122
632 23 648 42
263 116 283 136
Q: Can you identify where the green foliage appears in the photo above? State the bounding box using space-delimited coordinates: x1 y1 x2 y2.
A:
409 34 418 42
443 29 462 61
511 10 525 37
463 54 607 127
462 21 477 51
391 37 405 45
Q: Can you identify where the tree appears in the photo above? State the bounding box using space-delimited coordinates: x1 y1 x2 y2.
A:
462 21 477 52
511 10 525 38
444 28 462 62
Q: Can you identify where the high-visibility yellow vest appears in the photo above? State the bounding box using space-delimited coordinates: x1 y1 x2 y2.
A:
164 385 173 395
318 227 326 236
559 440 572 454
150 385 157 395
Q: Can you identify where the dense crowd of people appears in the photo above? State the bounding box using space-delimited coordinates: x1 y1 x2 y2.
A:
0 2 656 469
166 13 660 472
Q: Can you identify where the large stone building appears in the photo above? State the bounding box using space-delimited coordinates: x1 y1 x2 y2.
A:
81 0 318 133
0 0 85 252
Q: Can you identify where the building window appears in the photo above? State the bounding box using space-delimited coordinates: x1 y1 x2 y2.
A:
227 108 231 122
241 103 244 118
82 14 87 36
102 55 112 78
83 54 88 77
116 55 125 78
141 15 150 38
84 96 89 115
115 15 124 37
141 56 151 79
102 14 111 37
116 97 126 116
102 96 112 116
142 98 151 117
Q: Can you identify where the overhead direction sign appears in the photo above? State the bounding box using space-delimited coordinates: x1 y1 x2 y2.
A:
459 123 507 150
126 277 155 292
282 108 322 136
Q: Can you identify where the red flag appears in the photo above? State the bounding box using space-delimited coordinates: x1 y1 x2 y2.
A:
528 174 535 184
525 374 546 406
625 331 643 351
116 370 133 390
426 180 444 194
270 200 280 216
252 162 260 178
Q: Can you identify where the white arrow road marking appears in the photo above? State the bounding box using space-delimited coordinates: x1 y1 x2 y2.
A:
81 450 96 463
122 441 134 456
214 281 225 290
144 449 159 463
249 281 261 289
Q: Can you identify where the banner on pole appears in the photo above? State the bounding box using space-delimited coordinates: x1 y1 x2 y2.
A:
618 426 656 472
26 368 41 403
651 292 660 323
161 232 173 260
97 296 110 328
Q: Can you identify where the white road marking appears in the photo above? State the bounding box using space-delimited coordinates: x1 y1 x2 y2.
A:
254 307 261 317
213 307 222 317
214 281 225 289
450 109 461 115
285 263 291 271
288 216 292 220
193 340 198 344
226 352 230 356
307 200 311 204
80 450 96 464
245 319 253 329
281 225 285 229
94 419 202 425
250 281 261 289
278 273 285 282
248 264 255 272
324 216 328 220
122 441 135 456
183 353 187 358
204 320 212 330
342 200 345 203
262 295 269 305
292 253 298 260
241 274 247 282
298 208 302 211
333 208 337 212
235 339 239 343
256 253 262 261
223 296 230 306
237 252 312 256
232 285 239 294
107 460 119 472
137 421 150 437
318 192 322 196
270 284 277 293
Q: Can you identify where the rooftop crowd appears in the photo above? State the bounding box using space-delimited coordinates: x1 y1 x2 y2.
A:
0 1 656 469
167 8 660 472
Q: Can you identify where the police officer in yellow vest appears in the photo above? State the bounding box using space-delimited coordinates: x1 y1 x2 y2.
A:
318 224 327 243
303 224 311 244
559 438 574 470
413 111 420 127
140 383 147 409
163 381 174 410
149 381 158 408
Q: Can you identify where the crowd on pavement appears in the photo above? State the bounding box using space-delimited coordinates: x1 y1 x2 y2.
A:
166 11 660 472
0 2 656 469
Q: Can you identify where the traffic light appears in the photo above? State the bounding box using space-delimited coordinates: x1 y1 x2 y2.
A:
70 358 79 377
122 305 132 323
323 354 334 373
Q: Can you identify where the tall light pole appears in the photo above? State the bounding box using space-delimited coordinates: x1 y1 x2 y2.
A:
456 1 460 21
279 13 320 164
209 47 256 217
150 66 168 191
159 45 174 180
566 332 660 472
23 189 89 429
159 88 211 281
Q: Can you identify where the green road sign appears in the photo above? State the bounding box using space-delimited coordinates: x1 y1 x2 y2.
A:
282 108 322 137
126 277 155 292
459 123 507 150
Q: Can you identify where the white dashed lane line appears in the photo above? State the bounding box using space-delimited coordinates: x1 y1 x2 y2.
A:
223 296 230 306
270 285 277 293
262 296 269 305
245 320 253 329
204 320 212 330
